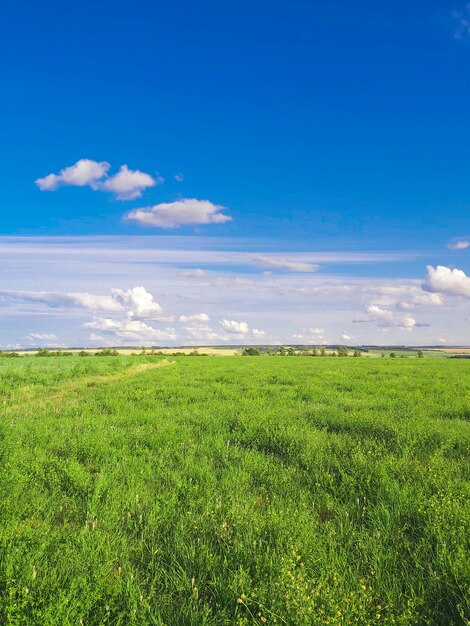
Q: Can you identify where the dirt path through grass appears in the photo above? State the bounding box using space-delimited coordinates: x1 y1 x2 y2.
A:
5 359 177 410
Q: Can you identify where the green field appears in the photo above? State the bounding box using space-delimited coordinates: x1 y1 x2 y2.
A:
0 356 469 625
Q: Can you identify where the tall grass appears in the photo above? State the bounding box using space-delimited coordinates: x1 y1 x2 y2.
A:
0 356 468 625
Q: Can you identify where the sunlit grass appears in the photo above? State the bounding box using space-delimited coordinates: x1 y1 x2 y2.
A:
0 356 468 625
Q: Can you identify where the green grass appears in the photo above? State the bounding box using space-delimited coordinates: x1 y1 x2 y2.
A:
0 356 469 625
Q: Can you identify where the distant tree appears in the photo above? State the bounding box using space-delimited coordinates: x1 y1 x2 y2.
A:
417 350 424 358
311 348 318 356
381 353 385 358
337 345 349 357
0 351 20 358
242 347 261 356
331 351 337 357
78 350 91 357
287 347 296 356
279 346 287 356
36 349 51 357
320 348 326 357
95 349 119 356
353 350 362 357
390 352 396 358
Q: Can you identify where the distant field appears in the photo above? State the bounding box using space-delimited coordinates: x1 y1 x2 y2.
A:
0 356 468 625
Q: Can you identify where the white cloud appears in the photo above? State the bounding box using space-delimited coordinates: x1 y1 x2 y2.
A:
397 289 443 309
0 289 122 312
174 173 184 182
126 199 232 229
366 305 416 331
2 236 468 348
423 265 470 298
35 159 111 191
110 286 170 320
251 255 319 273
306 327 325 337
35 159 157 200
218 319 265 340
83 317 177 342
183 324 227 343
448 240 470 250
27 333 58 341
99 165 159 200
178 268 206 278
179 313 210 323
341 333 352 341
0 286 172 320
220 319 250 335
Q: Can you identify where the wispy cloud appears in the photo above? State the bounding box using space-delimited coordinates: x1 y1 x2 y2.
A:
448 239 470 250
26 332 58 341
35 159 160 200
453 3 470 39
126 199 232 229
1 237 467 347
250 255 318 273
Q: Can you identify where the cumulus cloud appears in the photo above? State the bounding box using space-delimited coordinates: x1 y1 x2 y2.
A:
35 159 111 190
448 240 470 250
220 319 250 335
35 159 158 200
126 199 232 229
219 319 265 340
423 265 470 298
341 333 352 341
366 305 416 331
0 286 174 346
110 286 172 320
83 318 177 342
99 165 160 200
179 313 210 323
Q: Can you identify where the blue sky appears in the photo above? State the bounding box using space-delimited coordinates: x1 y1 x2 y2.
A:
1 1 469 347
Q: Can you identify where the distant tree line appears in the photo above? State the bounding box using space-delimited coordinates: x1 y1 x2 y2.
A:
242 346 364 357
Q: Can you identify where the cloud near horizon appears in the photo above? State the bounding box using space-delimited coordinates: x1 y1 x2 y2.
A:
35 159 159 200
423 265 470 298
366 305 416 331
